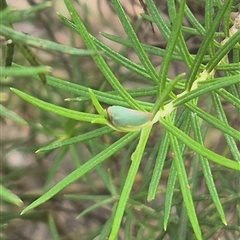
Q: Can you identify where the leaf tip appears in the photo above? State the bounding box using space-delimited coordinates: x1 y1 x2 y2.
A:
222 219 227 226
20 209 27 215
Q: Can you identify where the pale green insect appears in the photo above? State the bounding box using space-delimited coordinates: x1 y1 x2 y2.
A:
107 106 153 131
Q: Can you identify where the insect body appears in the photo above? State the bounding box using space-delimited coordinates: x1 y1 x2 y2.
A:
107 106 153 131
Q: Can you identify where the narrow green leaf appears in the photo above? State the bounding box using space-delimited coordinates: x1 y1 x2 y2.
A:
180 0 206 35
156 0 193 68
216 88 240 109
21 132 138 214
215 63 240 71
0 25 99 56
109 126 152 239
110 0 159 83
10 65 153 109
0 104 28 125
37 126 113 153
99 205 116 239
185 102 240 141
160 117 240 171
163 163 177 230
163 108 192 230
211 92 240 163
0 2 52 24
57 13 155 83
43 148 68 191
1 66 51 77
173 74 240 107
10 88 108 125
147 132 169 200
63 0 143 111
207 30 240 72
155 0 186 92
0 184 23 206
101 32 200 62
152 73 185 114
4 39 14 67
76 198 114 219
191 112 227 225
169 133 202 240
146 0 171 40
93 35 153 81
13 41 47 84
48 214 61 240
88 88 108 118
186 0 232 89
205 0 215 57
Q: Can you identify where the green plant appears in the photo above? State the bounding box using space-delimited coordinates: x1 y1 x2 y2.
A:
1 0 240 239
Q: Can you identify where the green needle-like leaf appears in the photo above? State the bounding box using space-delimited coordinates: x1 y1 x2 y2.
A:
21 132 139 214
63 0 144 110
169 133 202 240
161 117 240 171
11 88 108 125
0 184 23 206
109 126 152 239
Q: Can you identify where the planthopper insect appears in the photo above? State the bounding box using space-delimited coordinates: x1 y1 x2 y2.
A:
107 106 153 131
